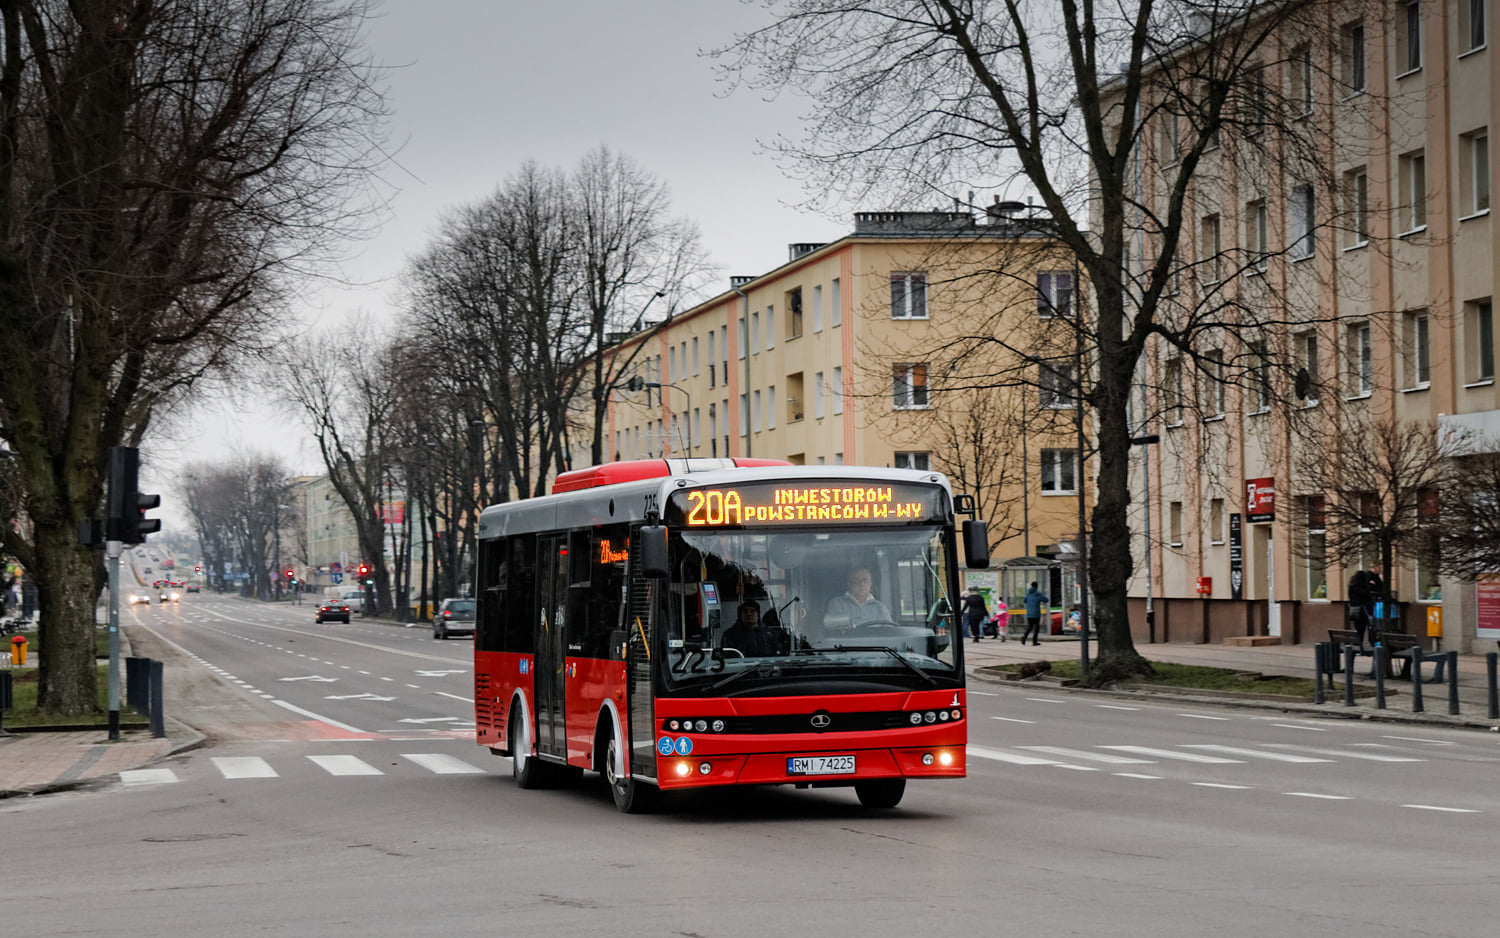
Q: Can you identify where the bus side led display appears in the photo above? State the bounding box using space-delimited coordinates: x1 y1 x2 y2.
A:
671 482 943 527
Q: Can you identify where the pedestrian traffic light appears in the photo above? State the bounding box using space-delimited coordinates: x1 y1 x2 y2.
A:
357 563 369 578
284 568 294 581
106 446 162 544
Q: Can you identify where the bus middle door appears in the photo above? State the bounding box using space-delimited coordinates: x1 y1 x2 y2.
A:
535 534 568 760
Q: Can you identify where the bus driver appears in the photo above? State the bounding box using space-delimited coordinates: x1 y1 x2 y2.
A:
824 567 893 628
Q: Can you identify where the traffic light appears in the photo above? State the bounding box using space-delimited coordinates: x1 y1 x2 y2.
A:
106 446 162 544
284 568 295 581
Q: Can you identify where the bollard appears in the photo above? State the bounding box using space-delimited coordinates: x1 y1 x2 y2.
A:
9 634 26 667
0 670 11 736
149 659 164 738
1373 644 1387 709
1447 651 1460 716
1488 652 1499 721
1313 644 1326 705
1343 645 1356 707
1411 647 1425 713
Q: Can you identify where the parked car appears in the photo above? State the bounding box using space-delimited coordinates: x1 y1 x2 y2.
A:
316 602 351 624
433 598 476 640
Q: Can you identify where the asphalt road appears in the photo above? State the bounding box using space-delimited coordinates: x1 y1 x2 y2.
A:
4 592 1499 936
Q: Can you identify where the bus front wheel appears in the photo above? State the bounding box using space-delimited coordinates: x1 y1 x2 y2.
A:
855 779 906 809
604 729 655 813
511 711 543 789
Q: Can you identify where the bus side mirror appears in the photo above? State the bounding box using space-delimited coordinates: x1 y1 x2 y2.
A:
962 520 989 569
640 525 669 578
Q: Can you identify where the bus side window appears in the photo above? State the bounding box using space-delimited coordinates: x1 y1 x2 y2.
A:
504 534 537 654
476 536 506 651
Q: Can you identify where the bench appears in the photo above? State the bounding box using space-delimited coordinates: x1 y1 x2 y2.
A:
1326 629 1441 682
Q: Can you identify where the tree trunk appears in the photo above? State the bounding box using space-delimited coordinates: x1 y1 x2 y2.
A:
32 526 101 716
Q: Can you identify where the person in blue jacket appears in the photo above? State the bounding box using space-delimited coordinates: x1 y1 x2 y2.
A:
1022 582 1048 646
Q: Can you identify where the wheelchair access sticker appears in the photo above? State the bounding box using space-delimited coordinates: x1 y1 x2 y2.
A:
658 736 694 756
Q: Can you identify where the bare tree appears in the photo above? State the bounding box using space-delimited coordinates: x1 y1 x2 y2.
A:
717 0 1373 682
0 0 387 715
1441 447 1500 582
181 453 293 599
1292 415 1460 613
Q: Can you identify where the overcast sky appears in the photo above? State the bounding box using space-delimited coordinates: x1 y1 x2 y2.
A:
150 0 854 521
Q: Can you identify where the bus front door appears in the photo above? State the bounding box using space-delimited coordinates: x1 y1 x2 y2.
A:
535 534 567 759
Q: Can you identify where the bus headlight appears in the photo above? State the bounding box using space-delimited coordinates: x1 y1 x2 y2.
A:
699 762 712 775
921 753 935 766
675 761 692 777
909 712 923 725
938 751 955 766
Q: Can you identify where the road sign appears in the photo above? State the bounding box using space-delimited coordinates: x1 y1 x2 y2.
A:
330 561 342 573
331 572 343 584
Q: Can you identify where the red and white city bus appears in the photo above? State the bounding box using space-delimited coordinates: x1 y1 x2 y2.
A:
473 458 989 812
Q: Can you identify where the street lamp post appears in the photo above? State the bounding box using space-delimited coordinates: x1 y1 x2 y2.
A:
645 381 693 456
1131 433 1161 641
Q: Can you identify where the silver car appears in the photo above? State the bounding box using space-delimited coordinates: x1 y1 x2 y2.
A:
433 598 476 640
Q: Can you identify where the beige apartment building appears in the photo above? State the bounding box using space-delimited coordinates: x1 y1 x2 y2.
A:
581 210 1091 615
1123 0 1498 650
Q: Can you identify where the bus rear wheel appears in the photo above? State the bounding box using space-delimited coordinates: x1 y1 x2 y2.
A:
604 730 655 813
855 779 906 809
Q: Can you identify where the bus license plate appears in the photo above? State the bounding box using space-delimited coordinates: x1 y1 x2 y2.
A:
787 755 856 775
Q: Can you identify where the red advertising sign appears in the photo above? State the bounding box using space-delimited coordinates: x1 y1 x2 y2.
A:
1245 477 1275 522
1477 575 1500 637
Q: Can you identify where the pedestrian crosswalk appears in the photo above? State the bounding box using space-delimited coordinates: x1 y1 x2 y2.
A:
119 751 496 787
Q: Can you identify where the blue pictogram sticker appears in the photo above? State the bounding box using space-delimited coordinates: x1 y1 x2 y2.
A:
657 736 676 756
674 737 693 755
519 659 530 674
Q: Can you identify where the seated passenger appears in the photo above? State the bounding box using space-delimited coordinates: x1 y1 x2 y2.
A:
723 600 784 656
824 567 894 628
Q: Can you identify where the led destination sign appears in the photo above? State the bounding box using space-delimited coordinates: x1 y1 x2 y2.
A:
667 481 945 528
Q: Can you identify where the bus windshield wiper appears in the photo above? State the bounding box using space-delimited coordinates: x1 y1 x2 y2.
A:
826 645 936 685
709 660 778 692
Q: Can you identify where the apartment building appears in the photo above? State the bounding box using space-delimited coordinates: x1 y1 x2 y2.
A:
581 210 1090 608
1120 0 1497 650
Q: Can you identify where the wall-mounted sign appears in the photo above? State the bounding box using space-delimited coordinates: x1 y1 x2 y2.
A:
1229 513 1243 600
1245 478 1275 522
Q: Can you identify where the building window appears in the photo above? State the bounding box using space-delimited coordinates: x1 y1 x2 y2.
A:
1201 349 1226 416
740 393 749 435
1250 339 1272 411
1341 21 1365 93
1305 496 1328 600
1038 271 1074 317
1039 361 1077 409
831 278 841 327
1158 109 1179 165
767 385 776 430
737 315 747 360
1199 214 1221 283
1346 322 1373 395
894 452 930 471
751 311 760 353
786 288 803 339
814 371 825 418
812 284 823 333
1462 131 1490 215
1209 498 1225 544
1040 449 1077 494
1290 182 1315 259
893 363 929 409
1468 299 1495 381
1169 501 1183 546
1403 310 1431 388
890 272 928 319
1291 43 1313 116
1243 65 1267 138
1297 331 1320 404
1398 0 1422 74
1164 356 1184 426
832 366 843 414
1246 199 1268 270
765 305 775 350
753 390 762 432
1463 0 1487 52
1399 150 1427 231
691 337 700 376
787 373 804 422
1344 168 1369 246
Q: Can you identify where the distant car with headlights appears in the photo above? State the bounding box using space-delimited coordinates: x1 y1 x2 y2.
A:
316 602 350 624
127 592 151 605
159 590 181 603
433 598 476 640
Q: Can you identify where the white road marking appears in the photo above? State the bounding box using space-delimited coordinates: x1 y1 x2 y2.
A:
991 716 1036 724
1023 697 1066 703
1020 746 1155 764
416 670 467 677
1095 704 1140 711
324 693 396 702
1284 792 1352 800
1182 745 1332 763
1115 773 1162 780
308 754 382 776
1176 713 1231 721
1193 782 1252 790
1381 735 1452 745
402 753 486 775
967 746 1059 765
1054 764 1098 772
279 675 337 683
1265 745 1424 762
398 716 459 724
120 768 177 786
1402 804 1479 813
212 757 278 779
435 691 474 703
1100 746 1244 764
967 690 999 697
1269 723 1328 731
270 699 366 734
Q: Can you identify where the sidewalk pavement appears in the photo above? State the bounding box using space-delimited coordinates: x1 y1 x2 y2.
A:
4 629 1498 799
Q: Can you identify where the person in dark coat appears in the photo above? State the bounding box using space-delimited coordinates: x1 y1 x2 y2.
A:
723 601 783 657
1348 567 1376 645
962 590 989 643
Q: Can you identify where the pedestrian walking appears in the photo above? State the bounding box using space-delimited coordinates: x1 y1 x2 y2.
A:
962 590 988 643
1022 582 1047 646
1348 567 1377 645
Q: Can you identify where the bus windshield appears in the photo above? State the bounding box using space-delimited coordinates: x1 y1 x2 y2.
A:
661 526 961 694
